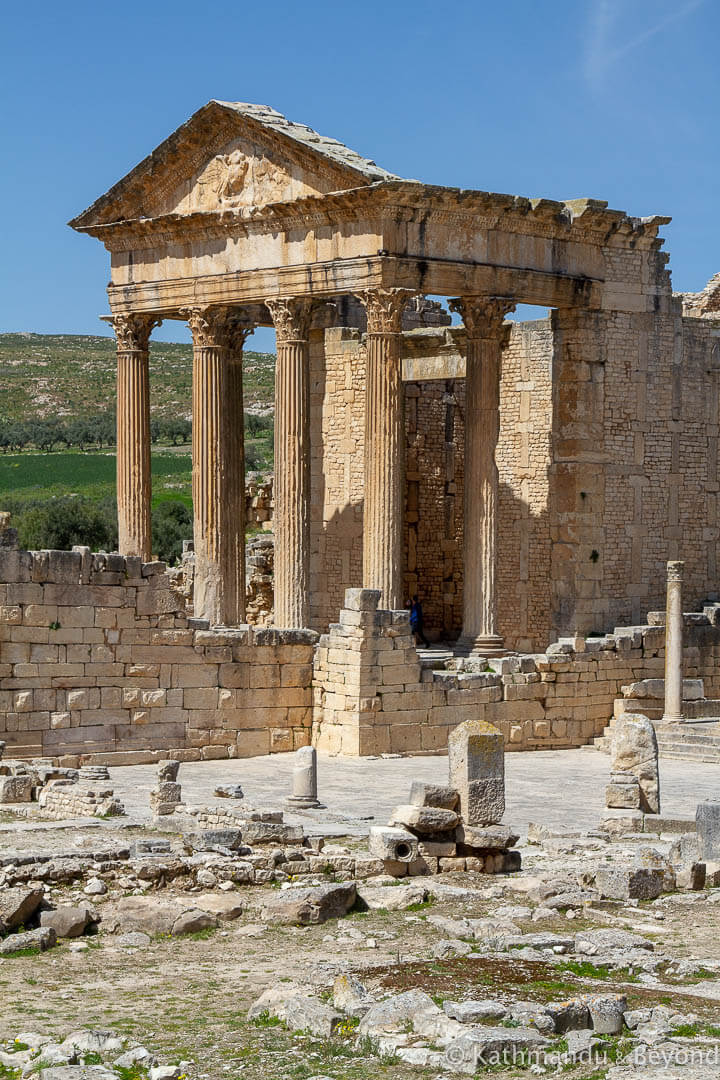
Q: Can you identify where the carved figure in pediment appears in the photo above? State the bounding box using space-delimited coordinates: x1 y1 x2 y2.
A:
217 149 250 205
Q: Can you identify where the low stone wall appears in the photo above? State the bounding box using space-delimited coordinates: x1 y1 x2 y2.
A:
38 780 124 818
0 529 315 763
313 589 720 756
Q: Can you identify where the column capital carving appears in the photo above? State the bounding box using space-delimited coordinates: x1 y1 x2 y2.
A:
181 306 254 351
448 296 516 340
667 560 684 581
265 297 314 344
112 313 162 352
356 288 418 335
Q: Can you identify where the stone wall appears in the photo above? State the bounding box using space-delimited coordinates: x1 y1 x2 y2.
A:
0 531 315 764
312 588 720 757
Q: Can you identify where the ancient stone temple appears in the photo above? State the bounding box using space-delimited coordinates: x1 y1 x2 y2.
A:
4 100 718 763
69 101 720 653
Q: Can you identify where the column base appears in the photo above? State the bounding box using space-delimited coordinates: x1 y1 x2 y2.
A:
285 796 325 809
455 633 507 657
661 713 686 724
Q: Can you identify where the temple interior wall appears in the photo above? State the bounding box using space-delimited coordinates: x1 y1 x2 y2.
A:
309 297 720 650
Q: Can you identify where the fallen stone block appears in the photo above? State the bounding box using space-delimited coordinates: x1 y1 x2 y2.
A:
443 1000 506 1023
676 862 706 890
333 974 373 1017
455 823 519 850
368 826 418 863
585 993 627 1034
259 882 356 926
595 867 663 901
0 886 44 932
389 804 459 834
249 984 342 1037
358 989 449 1040
408 781 459 810
0 775 33 803
39 904 96 939
697 801 720 861
355 883 427 911
0 926 56 954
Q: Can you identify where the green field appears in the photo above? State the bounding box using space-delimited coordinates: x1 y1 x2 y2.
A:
0 450 193 507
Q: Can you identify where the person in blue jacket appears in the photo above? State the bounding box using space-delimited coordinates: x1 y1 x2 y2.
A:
409 594 429 648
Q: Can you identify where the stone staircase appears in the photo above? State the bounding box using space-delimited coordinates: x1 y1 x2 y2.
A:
595 677 720 762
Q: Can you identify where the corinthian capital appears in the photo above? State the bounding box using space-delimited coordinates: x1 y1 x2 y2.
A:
265 298 314 344
181 306 254 351
448 296 516 340
112 313 162 352
356 288 418 335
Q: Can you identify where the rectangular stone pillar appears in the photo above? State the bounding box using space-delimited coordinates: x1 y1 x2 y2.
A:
357 289 416 609
450 297 514 654
266 298 313 628
112 314 160 560
183 306 250 626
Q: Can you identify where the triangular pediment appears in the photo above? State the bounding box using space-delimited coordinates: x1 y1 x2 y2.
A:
70 101 399 228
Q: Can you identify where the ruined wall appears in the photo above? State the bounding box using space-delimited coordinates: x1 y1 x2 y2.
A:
0 537 315 764
313 589 720 757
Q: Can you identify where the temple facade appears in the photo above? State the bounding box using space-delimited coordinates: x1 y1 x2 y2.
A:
69 101 720 654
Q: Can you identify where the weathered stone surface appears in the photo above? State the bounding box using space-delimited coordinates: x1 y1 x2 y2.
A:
408 781 459 810
368 826 418 863
696 801 720 861
259 882 356 926
0 886 44 931
157 759 180 782
389 804 459 834
0 775 33 803
443 1000 506 1023
104 897 218 937
248 985 342 1037
609 714 660 814
448 719 505 825
595 867 663 901
575 928 654 953
355 883 427 911
39 905 96 939
359 989 448 1039
455 823 519 850
333 974 373 1017
585 993 627 1034
0 926 56 954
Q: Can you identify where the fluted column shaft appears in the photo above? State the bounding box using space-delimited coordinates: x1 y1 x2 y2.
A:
266 299 313 628
184 307 251 626
663 560 685 723
357 289 416 609
113 314 160 560
450 297 515 653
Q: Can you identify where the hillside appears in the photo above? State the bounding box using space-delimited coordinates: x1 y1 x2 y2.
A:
0 332 276 421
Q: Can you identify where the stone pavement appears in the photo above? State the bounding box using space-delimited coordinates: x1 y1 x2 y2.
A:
107 748 720 838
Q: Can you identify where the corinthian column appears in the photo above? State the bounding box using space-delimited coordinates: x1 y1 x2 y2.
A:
450 296 515 654
266 298 313 628
112 313 161 560
662 560 685 723
182 306 252 625
356 288 417 609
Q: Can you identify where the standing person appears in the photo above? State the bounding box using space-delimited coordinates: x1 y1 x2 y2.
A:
409 594 429 648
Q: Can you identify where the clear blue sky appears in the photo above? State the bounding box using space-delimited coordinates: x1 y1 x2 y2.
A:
1 0 717 352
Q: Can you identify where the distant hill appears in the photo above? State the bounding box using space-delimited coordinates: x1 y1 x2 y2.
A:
0 333 276 422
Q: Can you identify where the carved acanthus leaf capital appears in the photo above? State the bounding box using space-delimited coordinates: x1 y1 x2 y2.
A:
356 288 418 335
181 306 254 351
448 296 516 340
112 314 162 352
265 298 314 343
667 560 685 581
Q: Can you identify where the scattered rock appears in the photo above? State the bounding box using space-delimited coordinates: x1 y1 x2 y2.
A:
259 882 356 926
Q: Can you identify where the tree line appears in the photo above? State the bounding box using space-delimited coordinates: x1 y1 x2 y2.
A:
0 411 273 453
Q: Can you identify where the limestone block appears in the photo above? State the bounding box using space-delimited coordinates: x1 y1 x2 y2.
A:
368 826 418 863
696 802 720 861
0 775 33 803
606 781 642 810
389 804 459 834
595 867 663 901
344 588 381 612
448 718 505 826
609 714 660 814
408 781 459 810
